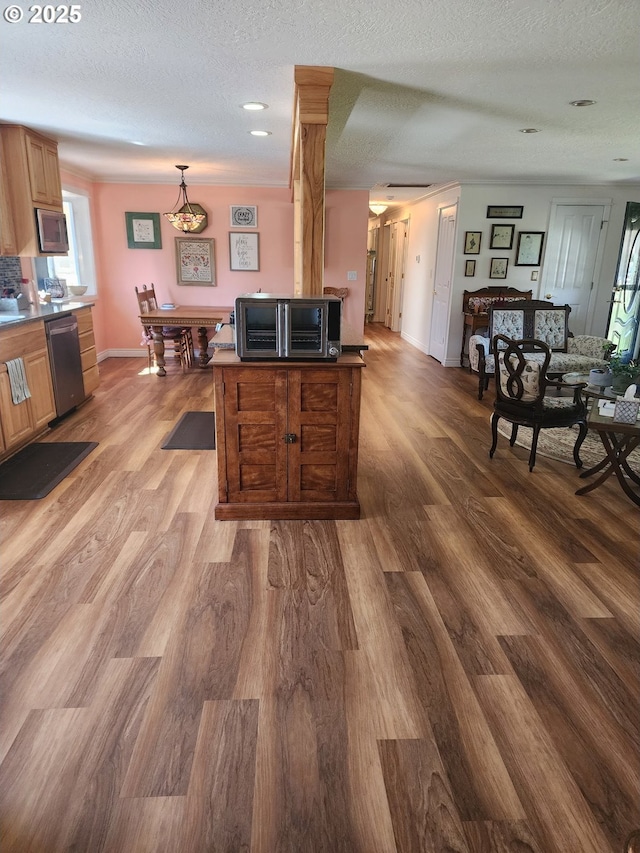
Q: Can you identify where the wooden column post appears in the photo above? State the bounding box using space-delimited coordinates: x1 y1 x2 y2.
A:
290 66 334 297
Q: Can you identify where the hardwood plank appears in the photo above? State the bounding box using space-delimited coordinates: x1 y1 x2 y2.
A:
475 674 613 853
385 571 525 820
378 738 470 853
182 699 258 851
498 633 640 850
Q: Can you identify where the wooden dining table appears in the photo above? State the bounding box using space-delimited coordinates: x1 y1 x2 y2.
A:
139 305 233 376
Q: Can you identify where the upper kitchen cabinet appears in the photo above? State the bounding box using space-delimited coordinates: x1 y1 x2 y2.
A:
0 134 17 256
0 124 64 256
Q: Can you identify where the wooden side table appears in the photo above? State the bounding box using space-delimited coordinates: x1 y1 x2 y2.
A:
575 399 640 506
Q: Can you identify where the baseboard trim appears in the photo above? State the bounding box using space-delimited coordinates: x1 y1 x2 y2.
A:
98 349 147 360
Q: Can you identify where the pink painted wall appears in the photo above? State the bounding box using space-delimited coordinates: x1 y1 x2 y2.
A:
83 180 368 354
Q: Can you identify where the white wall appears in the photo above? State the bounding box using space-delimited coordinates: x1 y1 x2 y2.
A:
385 182 640 366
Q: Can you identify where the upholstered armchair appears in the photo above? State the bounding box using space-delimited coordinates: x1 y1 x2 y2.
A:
489 335 588 471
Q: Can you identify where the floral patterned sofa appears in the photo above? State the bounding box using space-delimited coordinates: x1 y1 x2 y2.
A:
469 300 615 399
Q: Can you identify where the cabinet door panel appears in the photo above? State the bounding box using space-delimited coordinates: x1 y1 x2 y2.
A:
0 373 33 448
25 349 56 429
288 368 353 502
26 135 50 204
223 367 288 503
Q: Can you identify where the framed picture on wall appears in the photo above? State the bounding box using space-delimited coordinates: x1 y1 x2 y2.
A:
229 232 259 270
489 223 515 249
230 205 257 228
464 260 476 277
464 231 482 254
486 205 523 219
175 237 216 285
489 258 509 279
515 231 545 265
125 212 162 249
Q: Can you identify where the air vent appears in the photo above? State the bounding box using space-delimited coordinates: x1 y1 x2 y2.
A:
384 184 432 188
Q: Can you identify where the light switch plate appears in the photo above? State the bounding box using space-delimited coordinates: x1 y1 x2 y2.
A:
347 271 357 281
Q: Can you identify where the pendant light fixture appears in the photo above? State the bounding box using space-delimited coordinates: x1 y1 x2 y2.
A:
164 165 208 233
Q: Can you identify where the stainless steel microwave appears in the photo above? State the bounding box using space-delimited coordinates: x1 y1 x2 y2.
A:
235 294 341 360
35 208 69 253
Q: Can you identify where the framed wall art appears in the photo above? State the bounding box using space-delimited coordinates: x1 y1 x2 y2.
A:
489 258 509 279
490 223 515 250
464 231 482 254
464 259 476 277
515 231 545 266
175 237 216 286
125 212 162 249
486 205 523 219
230 205 257 228
229 232 259 271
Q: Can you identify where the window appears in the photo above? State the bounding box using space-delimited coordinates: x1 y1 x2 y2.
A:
46 189 97 295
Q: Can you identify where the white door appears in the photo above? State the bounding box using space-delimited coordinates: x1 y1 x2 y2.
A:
428 204 457 363
541 203 608 334
384 221 407 331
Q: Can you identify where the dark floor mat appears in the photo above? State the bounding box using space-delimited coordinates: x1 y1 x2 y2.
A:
161 411 216 450
0 442 98 500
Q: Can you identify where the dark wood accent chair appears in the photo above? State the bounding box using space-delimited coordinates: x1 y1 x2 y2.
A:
489 334 588 472
135 284 194 371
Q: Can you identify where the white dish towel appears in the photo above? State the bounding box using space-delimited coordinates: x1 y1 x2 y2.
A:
6 357 31 405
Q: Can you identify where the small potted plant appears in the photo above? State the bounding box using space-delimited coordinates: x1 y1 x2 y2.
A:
608 354 639 394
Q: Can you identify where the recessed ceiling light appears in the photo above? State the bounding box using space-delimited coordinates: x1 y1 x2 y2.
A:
242 102 268 111
519 128 540 133
250 130 271 137
570 100 596 107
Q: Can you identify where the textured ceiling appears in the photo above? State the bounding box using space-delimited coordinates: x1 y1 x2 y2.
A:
1 0 638 204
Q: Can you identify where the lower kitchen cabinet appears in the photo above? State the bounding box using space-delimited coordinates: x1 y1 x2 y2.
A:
75 306 99 395
0 329 56 453
213 354 364 519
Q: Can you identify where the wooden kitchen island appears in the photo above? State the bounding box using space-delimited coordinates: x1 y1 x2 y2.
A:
213 351 365 520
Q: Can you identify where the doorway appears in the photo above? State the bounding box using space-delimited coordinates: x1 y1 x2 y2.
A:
541 201 610 334
428 203 457 363
607 201 640 361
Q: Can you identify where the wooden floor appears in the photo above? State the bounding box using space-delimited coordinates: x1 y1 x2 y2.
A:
1 323 638 853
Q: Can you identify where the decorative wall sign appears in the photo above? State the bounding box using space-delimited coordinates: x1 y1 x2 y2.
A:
229 232 259 271
230 205 258 228
490 258 509 279
464 260 476 277
175 237 216 286
515 231 545 266
486 205 523 219
490 223 515 249
464 231 482 254
125 212 162 249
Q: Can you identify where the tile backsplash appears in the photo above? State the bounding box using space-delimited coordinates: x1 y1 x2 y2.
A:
0 257 22 296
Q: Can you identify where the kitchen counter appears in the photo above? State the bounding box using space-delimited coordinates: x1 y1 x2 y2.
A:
0 300 94 329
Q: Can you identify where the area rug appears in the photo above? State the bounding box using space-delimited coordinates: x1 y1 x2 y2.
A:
496 421 640 473
161 411 215 450
0 441 98 500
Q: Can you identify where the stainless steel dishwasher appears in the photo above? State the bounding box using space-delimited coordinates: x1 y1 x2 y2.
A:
45 314 85 418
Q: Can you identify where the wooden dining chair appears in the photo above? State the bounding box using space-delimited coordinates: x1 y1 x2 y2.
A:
135 284 194 371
